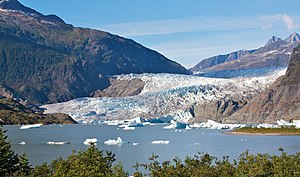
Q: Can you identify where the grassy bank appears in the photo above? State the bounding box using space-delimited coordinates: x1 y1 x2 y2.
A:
231 126 300 135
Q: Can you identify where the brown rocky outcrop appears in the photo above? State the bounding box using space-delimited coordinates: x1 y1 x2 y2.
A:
92 78 145 97
224 46 300 123
192 98 249 123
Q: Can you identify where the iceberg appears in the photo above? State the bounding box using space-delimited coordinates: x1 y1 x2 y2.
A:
105 120 122 126
118 117 145 128
163 120 189 129
277 119 291 126
163 123 176 129
133 142 139 146
293 120 300 128
123 126 135 131
47 141 70 145
20 124 42 130
104 137 124 145
194 120 245 130
83 138 98 145
151 140 170 144
256 123 278 128
185 125 192 130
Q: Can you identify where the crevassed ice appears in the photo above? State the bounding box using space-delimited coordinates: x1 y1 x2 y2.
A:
41 70 286 123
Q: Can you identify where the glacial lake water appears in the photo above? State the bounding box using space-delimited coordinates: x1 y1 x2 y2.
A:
4 124 300 174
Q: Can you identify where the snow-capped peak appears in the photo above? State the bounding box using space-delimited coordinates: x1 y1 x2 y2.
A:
284 32 300 43
265 36 282 46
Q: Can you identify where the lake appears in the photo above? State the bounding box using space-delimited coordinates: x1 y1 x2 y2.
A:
4 124 300 174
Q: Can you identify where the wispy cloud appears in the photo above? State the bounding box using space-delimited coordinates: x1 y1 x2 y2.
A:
98 16 262 37
260 14 298 30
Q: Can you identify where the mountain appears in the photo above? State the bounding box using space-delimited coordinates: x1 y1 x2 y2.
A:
224 46 300 123
190 49 256 72
0 0 188 104
190 33 300 74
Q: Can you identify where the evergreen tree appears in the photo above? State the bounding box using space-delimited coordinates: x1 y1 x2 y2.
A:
18 153 32 175
0 127 19 176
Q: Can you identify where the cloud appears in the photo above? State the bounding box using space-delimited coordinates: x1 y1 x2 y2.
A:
98 16 262 37
260 14 298 30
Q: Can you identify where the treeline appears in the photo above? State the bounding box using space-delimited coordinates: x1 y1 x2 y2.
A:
1 127 299 177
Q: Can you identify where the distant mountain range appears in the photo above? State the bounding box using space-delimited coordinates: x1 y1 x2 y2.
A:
0 0 188 104
190 33 300 74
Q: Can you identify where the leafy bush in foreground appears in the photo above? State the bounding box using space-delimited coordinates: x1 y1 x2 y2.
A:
29 145 128 177
133 149 300 177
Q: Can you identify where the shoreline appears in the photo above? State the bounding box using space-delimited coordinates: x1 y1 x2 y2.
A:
224 131 300 136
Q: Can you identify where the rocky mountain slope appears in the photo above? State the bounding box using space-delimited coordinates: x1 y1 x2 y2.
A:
0 0 188 104
0 97 76 125
191 33 300 74
92 78 145 98
224 46 300 123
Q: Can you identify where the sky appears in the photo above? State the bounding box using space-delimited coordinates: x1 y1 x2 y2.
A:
19 0 300 68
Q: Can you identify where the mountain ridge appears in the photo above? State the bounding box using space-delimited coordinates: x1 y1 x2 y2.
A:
190 33 300 73
0 0 188 104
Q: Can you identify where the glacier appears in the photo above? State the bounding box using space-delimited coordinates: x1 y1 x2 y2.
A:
41 70 286 123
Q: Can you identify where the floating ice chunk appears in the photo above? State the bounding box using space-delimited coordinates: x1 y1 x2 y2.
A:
185 125 191 130
104 137 124 145
277 119 290 126
197 120 245 130
133 143 139 146
163 124 176 129
83 138 98 145
123 126 135 131
47 141 70 145
142 122 152 126
118 124 127 128
20 124 42 130
276 119 300 128
189 123 204 128
293 120 300 128
19 141 26 145
256 123 278 128
107 122 119 126
151 140 170 144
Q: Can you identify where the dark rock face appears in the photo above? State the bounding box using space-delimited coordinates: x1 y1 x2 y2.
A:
92 78 145 97
224 46 300 123
0 0 188 104
191 98 249 123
